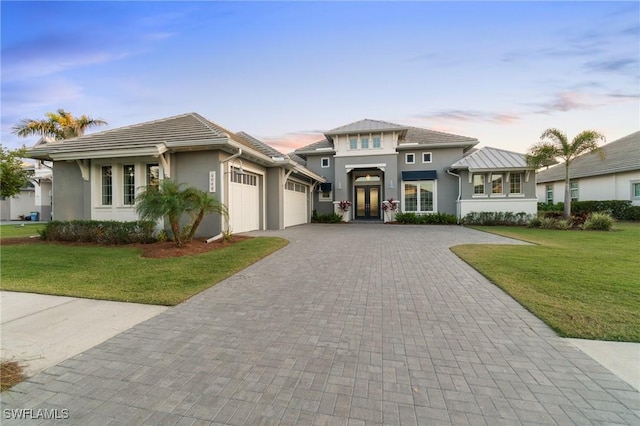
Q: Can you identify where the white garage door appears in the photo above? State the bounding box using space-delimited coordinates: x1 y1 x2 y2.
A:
229 170 260 233
284 181 309 227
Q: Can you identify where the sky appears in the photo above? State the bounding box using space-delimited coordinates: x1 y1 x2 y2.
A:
1 1 639 155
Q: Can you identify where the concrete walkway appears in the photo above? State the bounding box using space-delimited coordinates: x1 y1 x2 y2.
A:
1 224 638 425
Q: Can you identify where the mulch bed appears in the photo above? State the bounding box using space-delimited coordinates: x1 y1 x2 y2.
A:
1 235 250 259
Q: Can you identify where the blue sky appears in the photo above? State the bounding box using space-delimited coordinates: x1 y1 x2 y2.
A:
2 1 638 154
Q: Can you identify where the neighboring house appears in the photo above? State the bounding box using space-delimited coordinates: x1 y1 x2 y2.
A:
27 113 324 236
449 147 538 218
536 131 640 206
0 163 36 221
294 119 536 220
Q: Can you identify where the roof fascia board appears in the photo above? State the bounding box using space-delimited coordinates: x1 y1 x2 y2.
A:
50 144 169 161
396 142 477 150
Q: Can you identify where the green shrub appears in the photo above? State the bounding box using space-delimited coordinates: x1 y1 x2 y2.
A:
622 205 640 221
311 211 343 223
528 217 542 228
394 212 457 225
542 200 639 221
39 220 157 244
461 211 533 226
583 212 614 231
539 217 566 229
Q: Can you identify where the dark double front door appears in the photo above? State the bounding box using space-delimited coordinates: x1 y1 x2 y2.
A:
355 186 380 220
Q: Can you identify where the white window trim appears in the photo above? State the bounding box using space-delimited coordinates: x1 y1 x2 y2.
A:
473 173 485 196
422 152 432 164
321 157 330 168
405 153 415 165
631 180 640 200
401 180 437 213
319 191 333 202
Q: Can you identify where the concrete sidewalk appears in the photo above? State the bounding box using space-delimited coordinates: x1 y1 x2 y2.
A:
1 291 167 375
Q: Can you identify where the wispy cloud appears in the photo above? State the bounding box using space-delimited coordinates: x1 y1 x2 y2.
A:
415 110 521 124
584 58 638 73
262 131 325 154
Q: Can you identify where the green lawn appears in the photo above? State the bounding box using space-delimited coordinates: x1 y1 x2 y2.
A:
0 237 288 305
0 223 43 238
451 222 639 342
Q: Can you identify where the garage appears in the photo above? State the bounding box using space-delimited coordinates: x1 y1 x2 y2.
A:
228 169 260 233
284 180 309 227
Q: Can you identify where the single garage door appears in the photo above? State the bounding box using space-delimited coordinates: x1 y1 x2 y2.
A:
284 181 309 227
229 170 260 233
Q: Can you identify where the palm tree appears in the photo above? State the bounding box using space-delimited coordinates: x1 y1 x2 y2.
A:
11 109 107 140
527 128 605 219
136 180 228 247
136 180 190 247
183 188 228 242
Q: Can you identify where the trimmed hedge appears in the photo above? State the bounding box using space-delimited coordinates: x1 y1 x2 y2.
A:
311 211 344 223
540 200 639 221
394 212 457 225
39 220 157 244
461 211 533 226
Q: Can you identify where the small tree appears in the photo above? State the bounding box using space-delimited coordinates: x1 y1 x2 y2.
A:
135 180 227 247
0 146 34 198
527 128 605 219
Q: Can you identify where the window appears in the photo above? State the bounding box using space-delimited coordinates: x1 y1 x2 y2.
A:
321 157 330 168
546 185 553 204
349 137 358 150
632 182 640 199
422 152 432 163
361 137 369 149
509 173 522 194
101 166 112 206
146 164 159 187
231 168 257 185
319 191 332 202
570 182 579 201
473 174 485 195
373 136 381 149
123 165 135 205
403 181 435 213
405 153 415 164
286 181 307 193
491 174 503 194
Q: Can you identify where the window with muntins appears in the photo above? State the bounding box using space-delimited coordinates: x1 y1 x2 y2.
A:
632 182 640 199
422 152 432 163
146 164 159 187
405 153 415 164
509 173 522 194
491 174 503 194
473 174 485 195
123 165 135 205
546 185 553 204
373 136 381 149
570 182 579 201
349 137 358 150
321 157 330 168
101 166 112 206
361 137 369 149
403 181 434 213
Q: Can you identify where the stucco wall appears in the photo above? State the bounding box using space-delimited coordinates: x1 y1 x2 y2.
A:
536 170 640 206
53 161 89 220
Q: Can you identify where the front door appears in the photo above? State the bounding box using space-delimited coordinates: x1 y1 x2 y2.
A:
355 186 380 220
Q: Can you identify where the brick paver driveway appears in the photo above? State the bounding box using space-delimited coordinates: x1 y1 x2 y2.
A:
2 224 638 425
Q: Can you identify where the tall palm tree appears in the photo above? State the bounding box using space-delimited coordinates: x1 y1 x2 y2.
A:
11 109 107 140
527 128 605 219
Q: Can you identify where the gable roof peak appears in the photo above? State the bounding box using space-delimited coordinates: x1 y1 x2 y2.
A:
325 119 407 135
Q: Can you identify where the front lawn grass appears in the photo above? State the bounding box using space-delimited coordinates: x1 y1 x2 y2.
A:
0 223 42 238
451 222 639 342
0 237 288 306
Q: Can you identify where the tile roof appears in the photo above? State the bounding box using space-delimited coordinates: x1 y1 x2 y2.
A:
402 126 478 147
235 131 284 158
293 139 334 153
326 119 407 135
450 147 531 170
29 113 228 156
536 131 640 183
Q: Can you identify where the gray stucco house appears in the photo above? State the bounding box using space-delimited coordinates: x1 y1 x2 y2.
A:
294 119 537 221
26 114 537 234
27 113 325 237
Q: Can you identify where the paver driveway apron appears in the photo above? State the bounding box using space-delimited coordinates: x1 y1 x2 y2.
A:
2 224 638 425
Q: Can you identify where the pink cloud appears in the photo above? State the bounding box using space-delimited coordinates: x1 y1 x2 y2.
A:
261 132 325 154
